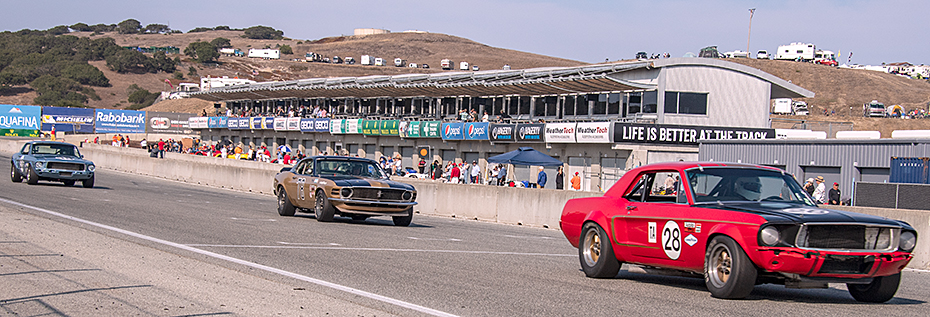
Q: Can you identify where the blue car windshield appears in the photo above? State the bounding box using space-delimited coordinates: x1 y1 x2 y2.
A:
686 168 815 205
32 144 79 157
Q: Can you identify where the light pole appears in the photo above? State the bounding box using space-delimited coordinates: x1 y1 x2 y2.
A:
747 8 756 56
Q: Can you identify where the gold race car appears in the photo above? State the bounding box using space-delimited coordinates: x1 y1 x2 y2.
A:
273 156 418 226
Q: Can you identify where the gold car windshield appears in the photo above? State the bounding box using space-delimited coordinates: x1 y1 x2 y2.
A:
317 160 388 179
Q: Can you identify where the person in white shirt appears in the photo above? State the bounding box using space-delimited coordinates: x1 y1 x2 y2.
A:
471 161 481 183
812 176 826 204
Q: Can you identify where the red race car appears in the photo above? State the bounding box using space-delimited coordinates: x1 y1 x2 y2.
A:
560 162 917 302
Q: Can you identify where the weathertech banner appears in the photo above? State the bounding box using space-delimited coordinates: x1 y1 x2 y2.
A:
1 104 41 137
613 122 775 145
544 122 576 143
576 122 612 143
95 109 145 133
189 117 208 129
145 111 193 134
41 106 95 133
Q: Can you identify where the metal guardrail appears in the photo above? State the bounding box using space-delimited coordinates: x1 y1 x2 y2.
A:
854 181 930 210
771 118 853 138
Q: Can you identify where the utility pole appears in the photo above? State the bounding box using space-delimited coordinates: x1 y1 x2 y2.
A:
747 8 756 55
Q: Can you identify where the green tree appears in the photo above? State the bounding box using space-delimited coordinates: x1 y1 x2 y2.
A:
105 49 153 73
126 84 159 109
243 26 283 39
70 23 92 32
117 19 142 34
90 23 116 33
152 51 177 73
61 63 110 87
47 25 70 35
210 37 231 48
173 71 184 80
279 44 293 55
188 27 212 33
144 24 170 34
184 41 219 63
30 75 90 107
213 25 231 31
188 66 198 77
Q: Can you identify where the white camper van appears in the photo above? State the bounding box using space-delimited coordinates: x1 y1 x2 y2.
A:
459 61 469 71
374 58 384 66
394 58 404 67
440 59 453 70
773 98 792 114
361 55 373 66
775 43 816 61
247 49 280 60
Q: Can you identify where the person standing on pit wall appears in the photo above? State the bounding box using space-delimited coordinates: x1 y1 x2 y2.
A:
498 164 508 186
450 163 461 184
803 178 815 197
157 139 166 158
418 158 427 174
430 160 441 180
471 160 480 184
461 161 471 184
829 182 842 205
571 172 582 191
537 167 548 189
812 176 826 204
556 166 564 189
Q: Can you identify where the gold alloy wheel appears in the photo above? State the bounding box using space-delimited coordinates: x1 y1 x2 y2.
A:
582 229 601 267
710 245 732 287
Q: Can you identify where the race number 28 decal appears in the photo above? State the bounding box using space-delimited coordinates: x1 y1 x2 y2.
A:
662 220 681 260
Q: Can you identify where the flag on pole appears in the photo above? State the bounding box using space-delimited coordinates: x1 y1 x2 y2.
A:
164 79 174 89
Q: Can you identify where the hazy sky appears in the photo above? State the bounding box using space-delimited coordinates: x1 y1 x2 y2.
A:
3 0 926 65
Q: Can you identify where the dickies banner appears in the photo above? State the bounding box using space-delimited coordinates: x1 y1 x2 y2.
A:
145 111 193 134
40 106 94 133
613 122 775 145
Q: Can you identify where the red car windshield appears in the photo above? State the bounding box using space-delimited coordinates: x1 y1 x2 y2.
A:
686 168 814 205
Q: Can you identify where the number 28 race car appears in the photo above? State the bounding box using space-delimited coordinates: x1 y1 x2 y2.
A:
560 162 917 302
273 156 417 226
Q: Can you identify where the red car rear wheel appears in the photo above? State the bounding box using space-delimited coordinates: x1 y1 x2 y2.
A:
579 222 621 278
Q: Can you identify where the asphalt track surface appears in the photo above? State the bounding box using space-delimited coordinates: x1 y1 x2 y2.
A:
2 154 929 316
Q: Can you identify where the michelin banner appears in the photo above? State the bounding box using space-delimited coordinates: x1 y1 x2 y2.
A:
1 104 41 137
145 112 193 134
41 106 95 133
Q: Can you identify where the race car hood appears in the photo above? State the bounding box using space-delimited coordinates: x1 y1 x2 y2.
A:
328 175 415 190
702 202 911 228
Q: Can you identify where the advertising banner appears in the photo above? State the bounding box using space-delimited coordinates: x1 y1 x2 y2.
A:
380 120 399 136
145 111 193 134
441 122 464 140
249 117 262 130
613 122 775 145
286 117 300 131
207 116 228 129
273 117 287 131
490 123 515 142
262 117 274 130
314 118 330 132
576 122 612 143
227 117 240 129
189 117 207 129
345 118 363 134
404 121 421 138
299 118 314 132
516 123 544 142
330 119 345 134
1 104 41 137
362 120 380 136
95 109 145 133
464 122 489 140
544 122 576 143
422 121 441 138
40 106 95 133
232 117 249 130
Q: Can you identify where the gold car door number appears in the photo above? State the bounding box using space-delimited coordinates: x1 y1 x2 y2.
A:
296 178 306 200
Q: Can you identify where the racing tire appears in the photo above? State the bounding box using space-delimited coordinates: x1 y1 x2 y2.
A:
392 208 413 227
847 273 901 303
62 180 75 187
26 164 39 185
579 222 621 278
276 186 296 216
11 163 23 183
81 175 94 188
704 236 757 299
314 189 335 222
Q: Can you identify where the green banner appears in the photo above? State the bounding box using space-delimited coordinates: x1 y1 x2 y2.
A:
3 129 40 137
362 120 380 135
405 121 421 138
380 120 399 136
422 121 441 138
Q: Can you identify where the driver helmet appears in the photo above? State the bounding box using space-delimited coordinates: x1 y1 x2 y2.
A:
734 176 762 200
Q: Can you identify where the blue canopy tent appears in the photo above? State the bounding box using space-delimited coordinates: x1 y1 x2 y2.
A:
486 147 564 166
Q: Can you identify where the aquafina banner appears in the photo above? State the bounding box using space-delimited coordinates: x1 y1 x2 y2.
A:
94 109 146 133
0 104 41 137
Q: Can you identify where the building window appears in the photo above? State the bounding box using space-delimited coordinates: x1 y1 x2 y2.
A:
643 91 657 113
607 93 621 115
663 91 707 115
592 94 607 115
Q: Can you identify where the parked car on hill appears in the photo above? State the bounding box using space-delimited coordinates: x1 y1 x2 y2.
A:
273 156 417 226
560 162 916 302
11 141 95 188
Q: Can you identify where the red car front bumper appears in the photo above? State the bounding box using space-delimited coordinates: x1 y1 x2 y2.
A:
755 247 912 279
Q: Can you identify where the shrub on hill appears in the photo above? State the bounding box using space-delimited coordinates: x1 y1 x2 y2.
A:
30 75 99 107
279 44 293 55
243 26 283 40
126 84 158 109
210 37 231 48
117 19 142 34
184 41 219 63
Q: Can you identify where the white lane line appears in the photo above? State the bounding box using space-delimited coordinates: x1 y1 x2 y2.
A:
185 244 575 257
905 268 930 273
229 217 277 222
503 235 556 240
277 242 341 246
408 237 462 242
0 197 457 317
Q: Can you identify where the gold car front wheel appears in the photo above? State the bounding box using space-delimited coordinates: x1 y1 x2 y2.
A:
314 189 335 222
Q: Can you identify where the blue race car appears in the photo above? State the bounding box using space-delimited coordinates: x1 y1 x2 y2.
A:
11 141 95 188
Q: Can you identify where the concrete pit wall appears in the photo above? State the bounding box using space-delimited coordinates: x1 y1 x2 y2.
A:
1 137 927 270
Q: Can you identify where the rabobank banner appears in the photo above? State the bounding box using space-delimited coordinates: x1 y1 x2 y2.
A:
94 109 145 133
1 104 41 137
441 122 464 140
464 122 489 140
41 106 95 133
